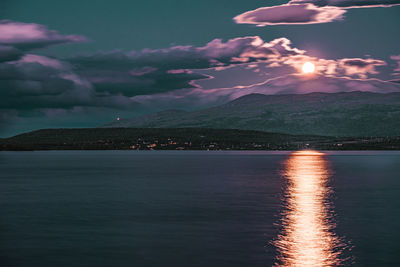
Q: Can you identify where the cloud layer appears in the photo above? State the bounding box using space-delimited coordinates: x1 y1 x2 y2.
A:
69 36 305 97
0 21 137 130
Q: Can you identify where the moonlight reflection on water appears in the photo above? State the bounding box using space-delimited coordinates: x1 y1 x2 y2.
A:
274 151 348 266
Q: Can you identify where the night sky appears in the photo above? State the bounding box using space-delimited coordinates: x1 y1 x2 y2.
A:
1 0 400 136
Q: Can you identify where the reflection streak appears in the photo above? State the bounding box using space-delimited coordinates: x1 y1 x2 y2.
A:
274 151 345 266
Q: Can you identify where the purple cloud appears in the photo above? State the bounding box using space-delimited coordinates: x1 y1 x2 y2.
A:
128 44 392 109
15 54 67 70
272 55 387 78
1 32 388 117
0 20 87 66
235 0 400 26
339 58 386 78
73 36 303 71
0 20 87 48
234 3 345 26
70 36 305 97
289 0 400 8
215 52 387 81
129 66 158 76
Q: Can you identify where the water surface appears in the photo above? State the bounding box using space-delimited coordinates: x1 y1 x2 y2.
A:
0 151 399 266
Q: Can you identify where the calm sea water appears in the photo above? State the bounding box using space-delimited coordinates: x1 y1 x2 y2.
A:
0 151 399 267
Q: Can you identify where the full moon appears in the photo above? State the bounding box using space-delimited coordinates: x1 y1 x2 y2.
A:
302 62 315 74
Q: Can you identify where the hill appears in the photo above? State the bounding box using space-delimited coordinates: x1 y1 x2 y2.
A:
104 91 400 137
0 128 333 151
1 127 400 151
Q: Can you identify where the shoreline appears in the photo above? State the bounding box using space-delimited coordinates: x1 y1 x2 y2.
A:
2 149 400 152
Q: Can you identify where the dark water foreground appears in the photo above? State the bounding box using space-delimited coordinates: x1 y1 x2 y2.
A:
0 151 399 266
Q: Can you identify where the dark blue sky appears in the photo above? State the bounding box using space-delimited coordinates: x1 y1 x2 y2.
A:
1 0 400 136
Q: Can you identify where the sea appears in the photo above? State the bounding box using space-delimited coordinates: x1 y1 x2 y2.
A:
0 150 399 266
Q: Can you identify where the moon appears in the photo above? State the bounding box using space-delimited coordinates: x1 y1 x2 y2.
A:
302 62 315 74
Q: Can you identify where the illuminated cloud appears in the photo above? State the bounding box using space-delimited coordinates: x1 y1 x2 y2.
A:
130 46 393 109
0 20 87 49
69 36 305 97
273 55 387 78
339 58 386 78
66 34 390 110
289 0 400 8
234 3 345 26
15 54 67 70
235 0 400 26
72 36 302 71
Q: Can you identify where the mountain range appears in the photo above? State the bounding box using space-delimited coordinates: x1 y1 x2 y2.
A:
104 91 400 137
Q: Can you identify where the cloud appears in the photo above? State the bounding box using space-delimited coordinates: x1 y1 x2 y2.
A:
16 54 67 69
2 33 304 126
234 3 345 26
0 33 310 132
0 21 139 127
206 51 386 82
391 55 400 72
69 36 304 97
129 66 158 76
0 45 23 63
0 55 139 114
0 57 91 109
72 36 301 71
1 29 389 120
339 58 386 78
128 46 392 110
289 0 400 8
0 20 87 65
234 0 400 26
272 55 387 78
0 20 87 50
68 33 389 112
